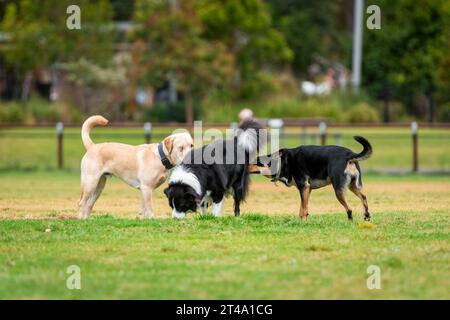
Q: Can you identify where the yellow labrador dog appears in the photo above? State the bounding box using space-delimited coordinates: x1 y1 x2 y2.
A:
78 115 193 219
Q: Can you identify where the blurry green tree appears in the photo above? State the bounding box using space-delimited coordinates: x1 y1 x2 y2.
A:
110 0 135 21
267 0 352 76
1 0 449 123
1 0 114 110
1 0 114 72
132 0 233 123
198 0 293 98
363 0 450 121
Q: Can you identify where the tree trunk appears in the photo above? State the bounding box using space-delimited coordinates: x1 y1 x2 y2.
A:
127 40 145 120
427 78 436 123
21 72 33 103
185 92 194 126
383 84 390 123
127 86 137 120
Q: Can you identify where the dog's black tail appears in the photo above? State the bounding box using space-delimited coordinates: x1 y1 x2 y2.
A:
348 136 373 161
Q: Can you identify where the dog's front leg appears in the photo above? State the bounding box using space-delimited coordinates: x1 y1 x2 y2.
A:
140 186 153 218
200 201 209 214
212 198 224 217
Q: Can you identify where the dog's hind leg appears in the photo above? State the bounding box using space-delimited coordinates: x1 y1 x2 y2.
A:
78 175 106 219
298 184 311 221
350 182 371 221
232 195 241 217
334 189 353 220
331 171 353 220
232 179 247 217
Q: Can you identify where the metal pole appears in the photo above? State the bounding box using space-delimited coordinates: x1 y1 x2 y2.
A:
411 122 418 172
319 121 327 146
144 122 152 144
352 0 364 92
268 119 284 148
56 122 64 169
334 133 342 146
230 122 238 136
301 127 307 145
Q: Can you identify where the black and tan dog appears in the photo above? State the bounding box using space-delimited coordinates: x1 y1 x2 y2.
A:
250 136 372 221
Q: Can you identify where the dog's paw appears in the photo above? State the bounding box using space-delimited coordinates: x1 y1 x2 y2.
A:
172 211 186 219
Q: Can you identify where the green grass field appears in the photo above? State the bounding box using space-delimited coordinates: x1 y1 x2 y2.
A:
0 171 449 299
1 126 450 172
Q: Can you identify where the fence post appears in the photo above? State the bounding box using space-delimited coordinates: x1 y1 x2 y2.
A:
230 122 238 135
301 127 307 145
56 122 64 169
268 118 284 147
144 122 152 144
411 121 418 172
334 133 342 146
319 121 327 146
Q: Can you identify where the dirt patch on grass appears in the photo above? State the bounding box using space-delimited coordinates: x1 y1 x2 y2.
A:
0 174 449 219
242 180 450 217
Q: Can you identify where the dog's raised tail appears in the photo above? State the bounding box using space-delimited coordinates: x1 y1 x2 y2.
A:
349 136 372 161
81 115 109 150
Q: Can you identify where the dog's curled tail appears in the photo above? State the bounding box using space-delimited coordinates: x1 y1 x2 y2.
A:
81 115 109 150
349 136 373 161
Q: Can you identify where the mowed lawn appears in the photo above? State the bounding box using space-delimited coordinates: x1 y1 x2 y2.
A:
0 171 449 299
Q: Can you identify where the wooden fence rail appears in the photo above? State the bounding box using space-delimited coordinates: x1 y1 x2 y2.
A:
51 120 421 172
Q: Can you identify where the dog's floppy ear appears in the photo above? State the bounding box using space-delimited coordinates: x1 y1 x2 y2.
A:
186 188 202 204
163 187 171 198
163 136 174 154
194 197 202 204
276 148 287 159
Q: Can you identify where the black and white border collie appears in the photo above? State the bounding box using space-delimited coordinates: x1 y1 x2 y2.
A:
164 120 264 218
